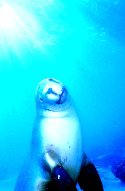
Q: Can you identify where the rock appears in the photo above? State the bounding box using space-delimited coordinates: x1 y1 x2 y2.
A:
111 158 125 182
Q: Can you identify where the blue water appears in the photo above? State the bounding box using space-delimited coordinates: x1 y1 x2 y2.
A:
0 0 125 190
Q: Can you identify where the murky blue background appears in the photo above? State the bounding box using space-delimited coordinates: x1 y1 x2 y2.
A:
0 0 125 190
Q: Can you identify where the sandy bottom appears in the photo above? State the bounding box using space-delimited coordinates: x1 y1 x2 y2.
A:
0 176 16 191
0 167 125 191
98 167 125 191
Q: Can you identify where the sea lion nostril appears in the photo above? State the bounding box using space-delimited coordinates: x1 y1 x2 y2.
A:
46 88 55 95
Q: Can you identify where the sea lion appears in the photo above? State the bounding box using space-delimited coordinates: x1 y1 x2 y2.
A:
14 78 104 191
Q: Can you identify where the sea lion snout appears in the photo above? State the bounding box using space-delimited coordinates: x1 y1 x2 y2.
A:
35 78 68 112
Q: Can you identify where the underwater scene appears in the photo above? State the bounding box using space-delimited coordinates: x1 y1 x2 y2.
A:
0 0 125 190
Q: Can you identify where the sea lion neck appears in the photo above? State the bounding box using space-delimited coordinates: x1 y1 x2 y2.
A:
35 105 77 119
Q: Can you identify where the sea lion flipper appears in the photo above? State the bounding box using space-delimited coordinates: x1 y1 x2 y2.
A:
77 155 104 191
44 151 77 191
51 165 77 191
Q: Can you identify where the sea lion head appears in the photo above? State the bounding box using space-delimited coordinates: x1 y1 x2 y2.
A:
35 78 70 114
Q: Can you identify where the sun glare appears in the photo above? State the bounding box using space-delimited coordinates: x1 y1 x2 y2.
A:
0 2 53 57
0 3 17 30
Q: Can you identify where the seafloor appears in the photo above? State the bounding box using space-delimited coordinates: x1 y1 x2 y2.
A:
0 166 125 191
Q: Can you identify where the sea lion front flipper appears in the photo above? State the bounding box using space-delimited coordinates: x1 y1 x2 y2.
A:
77 154 104 191
51 165 77 191
44 151 77 191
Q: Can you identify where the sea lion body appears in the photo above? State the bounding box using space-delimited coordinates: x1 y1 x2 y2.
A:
14 78 85 191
